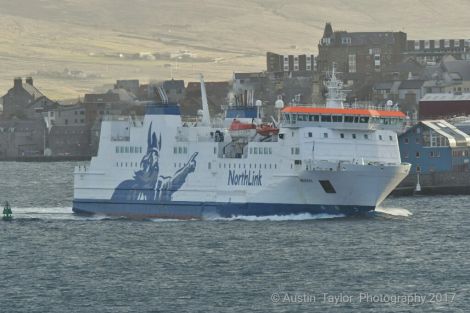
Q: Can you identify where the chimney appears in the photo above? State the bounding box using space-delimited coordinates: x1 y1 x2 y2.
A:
14 77 22 89
26 77 33 86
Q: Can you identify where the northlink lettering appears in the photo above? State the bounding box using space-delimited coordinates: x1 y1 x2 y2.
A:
228 170 262 186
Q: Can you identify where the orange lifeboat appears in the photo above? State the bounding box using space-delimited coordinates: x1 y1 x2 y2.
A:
229 119 257 139
256 123 279 137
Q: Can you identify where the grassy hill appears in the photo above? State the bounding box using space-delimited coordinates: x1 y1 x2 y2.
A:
0 0 468 99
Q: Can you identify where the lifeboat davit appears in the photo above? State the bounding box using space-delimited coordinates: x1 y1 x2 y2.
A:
229 119 256 139
256 123 279 137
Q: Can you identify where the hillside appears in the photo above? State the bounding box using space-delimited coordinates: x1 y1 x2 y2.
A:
0 0 468 99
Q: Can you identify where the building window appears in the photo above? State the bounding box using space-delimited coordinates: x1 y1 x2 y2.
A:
416 152 420 158
352 134 356 139
323 133 328 138
308 132 312 137
348 54 356 73
404 152 409 159
416 165 421 172
389 136 393 141
404 138 409 144
364 134 369 139
379 135 383 140
340 133 345 139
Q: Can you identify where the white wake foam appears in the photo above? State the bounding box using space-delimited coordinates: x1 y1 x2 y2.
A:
375 207 413 217
13 207 72 215
205 213 346 221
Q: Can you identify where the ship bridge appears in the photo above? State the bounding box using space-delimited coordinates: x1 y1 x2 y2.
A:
281 106 406 131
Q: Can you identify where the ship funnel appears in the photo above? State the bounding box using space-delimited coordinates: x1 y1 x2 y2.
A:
199 74 211 126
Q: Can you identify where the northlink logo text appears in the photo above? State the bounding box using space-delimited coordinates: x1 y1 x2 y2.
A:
228 169 262 186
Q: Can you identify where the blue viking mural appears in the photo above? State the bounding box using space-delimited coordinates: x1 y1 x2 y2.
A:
111 123 198 201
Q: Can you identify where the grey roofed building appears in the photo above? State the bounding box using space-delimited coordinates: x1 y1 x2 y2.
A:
163 79 184 90
373 81 395 91
233 72 265 81
420 93 470 102
83 92 120 104
1 77 57 119
398 80 425 90
442 59 470 81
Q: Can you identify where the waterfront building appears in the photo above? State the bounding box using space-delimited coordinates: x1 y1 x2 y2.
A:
398 120 470 174
419 93 470 119
0 119 46 158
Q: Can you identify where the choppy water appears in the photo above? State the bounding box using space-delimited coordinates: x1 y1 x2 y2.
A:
0 162 469 312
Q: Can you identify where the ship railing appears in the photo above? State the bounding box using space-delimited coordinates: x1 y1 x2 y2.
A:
103 115 145 127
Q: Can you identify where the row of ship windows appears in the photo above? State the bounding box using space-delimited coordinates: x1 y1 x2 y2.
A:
323 133 394 141
249 147 273 155
170 162 278 170
174 146 188 154
403 151 441 159
116 162 139 167
285 114 402 125
116 146 143 154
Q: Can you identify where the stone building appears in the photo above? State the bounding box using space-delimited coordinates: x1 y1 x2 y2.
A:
0 119 46 158
1 77 57 119
316 22 407 100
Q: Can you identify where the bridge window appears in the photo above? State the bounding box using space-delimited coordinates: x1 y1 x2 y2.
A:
259 148 263 155
269 147 272 154
344 116 354 123
264 147 269 154
254 147 258 154
332 116 343 122
120 147 124 153
321 115 332 122
116 147 119 153
125 147 129 153
130 146 134 153
359 117 369 123
309 115 319 121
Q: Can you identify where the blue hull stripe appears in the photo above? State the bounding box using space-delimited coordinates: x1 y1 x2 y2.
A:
72 199 374 219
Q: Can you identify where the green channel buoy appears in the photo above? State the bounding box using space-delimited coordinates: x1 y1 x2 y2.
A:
3 201 12 221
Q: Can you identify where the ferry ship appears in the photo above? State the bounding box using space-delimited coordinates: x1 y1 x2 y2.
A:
73 70 411 219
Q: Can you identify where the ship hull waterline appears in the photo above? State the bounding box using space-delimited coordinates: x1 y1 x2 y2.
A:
72 199 374 219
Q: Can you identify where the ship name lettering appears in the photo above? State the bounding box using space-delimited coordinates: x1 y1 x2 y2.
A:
228 169 262 186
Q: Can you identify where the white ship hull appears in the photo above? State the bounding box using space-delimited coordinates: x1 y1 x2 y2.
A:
73 161 409 219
